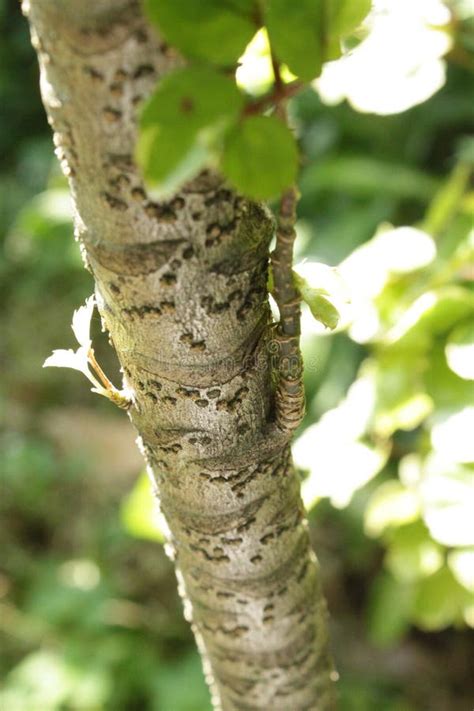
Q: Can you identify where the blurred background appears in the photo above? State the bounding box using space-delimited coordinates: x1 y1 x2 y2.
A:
1 0 473 709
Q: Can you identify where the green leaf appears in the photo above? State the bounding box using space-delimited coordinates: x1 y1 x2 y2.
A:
137 67 244 196
384 521 443 583
412 566 469 631
223 0 256 13
221 115 298 199
420 456 474 547
140 67 244 133
430 407 474 464
0 650 110 711
422 162 471 236
137 126 208 198
121 472 166 543
265 0 323 80
292 267 342 329
154 653 213 711
445 320 474 381
384 287 474 353
324 34 343 62
367 572 414 646
375 393 433 437
303 291 340 330
328 0 372 37
145 0 257 66
370 351 434 436
424 344 474 409
448 549 474 593
295 402 388 509
364 481 420 538
301 156 440 202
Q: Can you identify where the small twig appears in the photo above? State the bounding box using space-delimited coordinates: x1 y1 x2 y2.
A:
271 47 284 92
270 90 305 434
271 180 305 434
88 349 113 390
244 80 303 116
88 348 132 410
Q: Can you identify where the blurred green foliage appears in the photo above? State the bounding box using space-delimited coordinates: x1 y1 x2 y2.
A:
1 0 473 709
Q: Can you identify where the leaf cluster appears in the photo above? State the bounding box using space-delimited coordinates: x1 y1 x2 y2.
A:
294 156 474 641
138 0 372 199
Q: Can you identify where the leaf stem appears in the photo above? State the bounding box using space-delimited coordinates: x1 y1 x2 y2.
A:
271 47 283 92
244 79 303 116
88 348 115 391
271 168 305 433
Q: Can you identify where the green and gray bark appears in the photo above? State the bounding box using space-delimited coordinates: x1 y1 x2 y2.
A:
24 1 336 708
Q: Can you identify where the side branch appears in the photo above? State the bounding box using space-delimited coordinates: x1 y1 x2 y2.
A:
244 80 303 116
271 186 305 434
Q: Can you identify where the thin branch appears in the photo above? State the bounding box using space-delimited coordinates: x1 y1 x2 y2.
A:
244 79 303 116
88 348 115 390
271 47 283 92
271 179 305 434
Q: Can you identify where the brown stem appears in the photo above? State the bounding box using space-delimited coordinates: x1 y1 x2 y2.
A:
88 348 115 391
244 79 303 116
271 49 283 92
271 183 305 434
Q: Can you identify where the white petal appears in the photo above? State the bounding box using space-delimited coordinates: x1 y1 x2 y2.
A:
71 295 95 349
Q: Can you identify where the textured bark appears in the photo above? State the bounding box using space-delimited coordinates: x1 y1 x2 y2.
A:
24 1 336 708
272 186 306 433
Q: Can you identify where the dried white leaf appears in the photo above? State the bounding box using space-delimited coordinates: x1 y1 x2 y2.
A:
71 295 95 349
43 346 102 390
91 385 112 398
43 347 89 373
43 294 131 409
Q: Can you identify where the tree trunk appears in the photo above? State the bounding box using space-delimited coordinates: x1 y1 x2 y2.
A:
24 1 336 708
